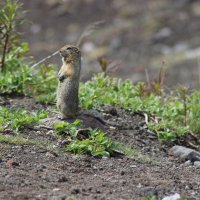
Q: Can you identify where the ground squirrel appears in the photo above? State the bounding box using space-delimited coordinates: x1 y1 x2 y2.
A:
57 45 81 119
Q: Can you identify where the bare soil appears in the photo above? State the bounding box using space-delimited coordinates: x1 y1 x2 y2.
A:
0 96 200 200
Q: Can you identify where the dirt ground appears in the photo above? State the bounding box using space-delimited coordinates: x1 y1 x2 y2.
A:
0 96 200 200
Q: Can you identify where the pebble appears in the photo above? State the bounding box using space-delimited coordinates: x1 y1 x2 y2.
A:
53 188 61 192
194 161 200 169
45 152 57 157
184 160 191 166
71 188 80 194
162 193 180 200
130 165 137 168
6 159 19 167
120 171 125 175
58 176 68 182
187 151 200 162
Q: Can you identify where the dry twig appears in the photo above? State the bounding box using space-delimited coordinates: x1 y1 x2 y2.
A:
30 21 104 69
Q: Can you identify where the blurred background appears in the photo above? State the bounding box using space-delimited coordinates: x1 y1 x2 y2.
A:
19 0 200 87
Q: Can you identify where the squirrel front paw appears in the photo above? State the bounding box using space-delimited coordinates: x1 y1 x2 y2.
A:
58 72 66 82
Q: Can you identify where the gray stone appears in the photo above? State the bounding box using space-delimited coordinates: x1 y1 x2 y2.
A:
169 145 194 159
169 145 200 163
39 110 106 131
162 193 180 200
186 151 200 162
184 160 191 166
194 161 200 169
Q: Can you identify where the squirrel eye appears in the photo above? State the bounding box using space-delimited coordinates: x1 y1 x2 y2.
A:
67 47 72 50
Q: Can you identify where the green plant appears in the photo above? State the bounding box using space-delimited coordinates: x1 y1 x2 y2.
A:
53 119 83 135
111 142 136 157
0 106 48 132
0 62 57 103
79 73 200 142
0 0 32 94
0 1 58 103
30 64 58 104
188 92 200 134
0 63 32 94
66 128 112 157
141 195 157 200
54 120 113 157
178 86 189 126
0 0 25 71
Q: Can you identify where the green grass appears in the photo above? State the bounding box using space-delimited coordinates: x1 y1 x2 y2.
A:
111 142 136 157
0 134 54 150
0 106 48 132
141 196 157 200
0 134 56 153
0 134 36 145
54 120 113 157
0 64 58 104
111 141 157 163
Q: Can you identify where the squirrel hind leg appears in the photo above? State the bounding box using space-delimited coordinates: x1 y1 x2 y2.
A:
58 113 76 120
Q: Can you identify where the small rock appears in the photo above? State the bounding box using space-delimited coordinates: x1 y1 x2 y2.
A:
58 176 68 182
96 189 101 194
169 146 195 160
6 154 13 159
38 149 47 153
103 106 118 116
36 164 46 170
130 165 137 168
6 159 19 167
184 160 191 166
46 130 54 135
152 27 172 43
53 188 61 192
194 161 200 169
45 152 58 157
71 188 80 194
120 171 125 175
186 151 200 163
162 193 181 200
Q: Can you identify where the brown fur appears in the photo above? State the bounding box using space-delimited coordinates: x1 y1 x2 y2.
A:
59 64 75 80
56 45 81 119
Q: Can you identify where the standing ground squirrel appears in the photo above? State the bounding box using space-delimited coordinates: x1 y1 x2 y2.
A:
57 45 81 119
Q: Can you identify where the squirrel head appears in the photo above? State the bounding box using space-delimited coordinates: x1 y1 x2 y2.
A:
59 45 81 63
